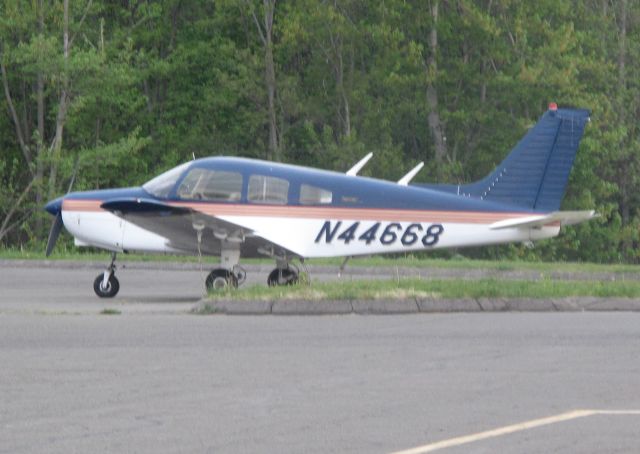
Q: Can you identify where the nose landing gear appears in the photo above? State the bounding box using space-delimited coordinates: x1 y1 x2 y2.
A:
94 252 120 298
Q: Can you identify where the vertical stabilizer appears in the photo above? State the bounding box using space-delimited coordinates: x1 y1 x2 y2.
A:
419 105 590 211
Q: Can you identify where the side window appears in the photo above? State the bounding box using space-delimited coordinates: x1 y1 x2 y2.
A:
248 175 289 205
299 184 332 205
177 168 242 201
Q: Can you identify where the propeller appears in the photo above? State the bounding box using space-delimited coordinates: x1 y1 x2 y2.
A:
44 155 79 257
45 211 63 257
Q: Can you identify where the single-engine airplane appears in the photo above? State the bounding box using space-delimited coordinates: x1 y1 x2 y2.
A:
45 104 595 297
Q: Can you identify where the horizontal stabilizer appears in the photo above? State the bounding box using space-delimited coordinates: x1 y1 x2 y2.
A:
489 210 597 230
101 198 192 215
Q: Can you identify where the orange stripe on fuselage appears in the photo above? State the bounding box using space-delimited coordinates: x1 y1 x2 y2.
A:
62 199 104 212
62 198 533 224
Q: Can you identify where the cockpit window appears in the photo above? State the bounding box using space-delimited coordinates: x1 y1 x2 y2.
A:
248 175 289 205
142 162 191 198
176 168 243 201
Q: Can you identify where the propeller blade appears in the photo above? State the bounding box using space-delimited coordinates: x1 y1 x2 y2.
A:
45 212 63 257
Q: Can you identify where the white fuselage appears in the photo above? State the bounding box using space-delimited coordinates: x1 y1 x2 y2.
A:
61 199 559 258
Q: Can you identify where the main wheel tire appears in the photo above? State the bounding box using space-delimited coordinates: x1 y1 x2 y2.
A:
205 269 238 292
93 273 120 298
267 268 299 287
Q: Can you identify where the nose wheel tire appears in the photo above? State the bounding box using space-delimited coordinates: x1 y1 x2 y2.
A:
205 269 238 292
93 274 120 298
267 268 299 287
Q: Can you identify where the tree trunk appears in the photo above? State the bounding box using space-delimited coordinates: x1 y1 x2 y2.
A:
0 59 33 171
426 0 447 175
618 0 629 226
35 0 45 233
263 0 279 161
0 176 36 243
265 36 279 160
248 0 280 160
618 0 627 109
329 31 351 137
48 0 70 199
614 0 632 261
333 33 350 138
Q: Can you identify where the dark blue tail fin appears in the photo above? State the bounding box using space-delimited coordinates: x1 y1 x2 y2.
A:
419 106 590 211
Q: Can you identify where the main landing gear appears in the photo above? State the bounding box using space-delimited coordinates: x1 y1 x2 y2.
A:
267 262 300 287
94 252 120 298
204 241 246 292
205 267 246 291
204 261 302 292
203 244 306 292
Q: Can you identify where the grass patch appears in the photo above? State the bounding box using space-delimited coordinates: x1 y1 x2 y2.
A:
3 248 640 274
0 248 225 264
207 278 640 302
193 303 219 314
100 308 121 315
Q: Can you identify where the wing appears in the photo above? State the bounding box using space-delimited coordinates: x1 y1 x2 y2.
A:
489 210 597 230
100 198 300 258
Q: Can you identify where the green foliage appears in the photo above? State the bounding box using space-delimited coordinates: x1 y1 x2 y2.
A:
67 129 151 190
0 0 638 263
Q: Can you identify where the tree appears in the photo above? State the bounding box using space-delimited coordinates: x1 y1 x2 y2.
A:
245 0 280 161
0 0 150 245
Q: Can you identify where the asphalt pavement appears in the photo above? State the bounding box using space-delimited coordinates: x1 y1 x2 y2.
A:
1 313 639 453
1 261 640 453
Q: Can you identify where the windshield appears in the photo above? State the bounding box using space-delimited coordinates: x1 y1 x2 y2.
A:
142 162 191 198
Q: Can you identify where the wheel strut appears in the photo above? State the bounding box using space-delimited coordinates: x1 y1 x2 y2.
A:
102 252 117 288
94 252 120 298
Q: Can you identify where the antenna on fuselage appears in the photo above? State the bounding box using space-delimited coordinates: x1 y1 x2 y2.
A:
397 162 424 186
346 152 373 176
